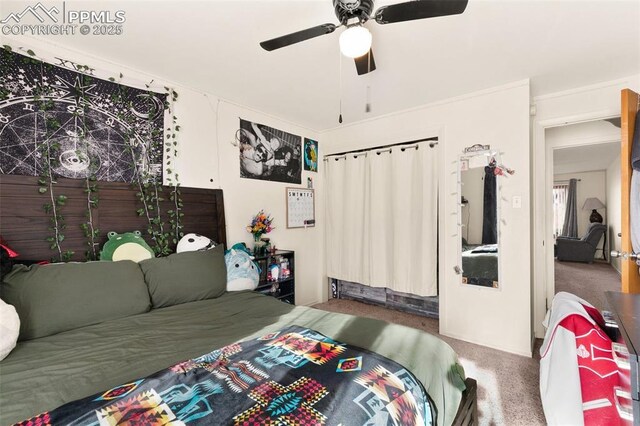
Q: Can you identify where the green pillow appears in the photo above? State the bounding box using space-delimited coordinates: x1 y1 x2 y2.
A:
1 261 151 341
139 246 227 308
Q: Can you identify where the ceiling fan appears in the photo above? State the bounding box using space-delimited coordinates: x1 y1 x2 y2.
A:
260 0 469 75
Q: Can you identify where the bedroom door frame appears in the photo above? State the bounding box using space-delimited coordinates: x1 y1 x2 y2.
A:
536 111 620 338
620 89 640 293
546 129 620 285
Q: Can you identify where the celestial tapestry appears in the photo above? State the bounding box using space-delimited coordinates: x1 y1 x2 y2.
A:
0 48 166 182
237 118 302 184
14 326 436 426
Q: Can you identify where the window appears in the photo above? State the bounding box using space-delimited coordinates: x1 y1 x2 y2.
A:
553 184 568 237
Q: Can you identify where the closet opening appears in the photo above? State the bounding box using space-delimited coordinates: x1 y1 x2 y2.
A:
325 136 440 318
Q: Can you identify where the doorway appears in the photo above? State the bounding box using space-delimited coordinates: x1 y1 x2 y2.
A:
549 131 622 310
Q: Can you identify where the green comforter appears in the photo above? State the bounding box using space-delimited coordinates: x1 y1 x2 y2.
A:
0 291 465 425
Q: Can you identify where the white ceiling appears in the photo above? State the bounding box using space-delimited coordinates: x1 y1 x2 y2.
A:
8 0 640 130
554 140 621 175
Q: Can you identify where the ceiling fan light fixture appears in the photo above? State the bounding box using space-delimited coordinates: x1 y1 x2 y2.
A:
339 25 372 58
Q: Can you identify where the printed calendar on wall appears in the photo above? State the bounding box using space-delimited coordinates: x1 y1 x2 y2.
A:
286 188 315 228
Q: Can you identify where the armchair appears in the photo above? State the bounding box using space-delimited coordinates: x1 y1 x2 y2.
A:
556 223 607 263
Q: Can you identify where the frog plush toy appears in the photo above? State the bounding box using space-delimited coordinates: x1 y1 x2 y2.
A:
224 243 260 291
100 231 155 262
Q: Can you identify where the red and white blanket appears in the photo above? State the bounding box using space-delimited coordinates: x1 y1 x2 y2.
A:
540 292 625 425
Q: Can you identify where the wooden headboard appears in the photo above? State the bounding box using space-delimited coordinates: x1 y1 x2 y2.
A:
0 174 226 261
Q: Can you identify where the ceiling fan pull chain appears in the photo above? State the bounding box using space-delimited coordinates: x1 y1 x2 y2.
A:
365 44 372 113
339 48 343 124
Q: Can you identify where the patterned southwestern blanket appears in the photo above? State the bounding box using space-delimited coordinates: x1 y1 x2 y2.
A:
14 326 436 426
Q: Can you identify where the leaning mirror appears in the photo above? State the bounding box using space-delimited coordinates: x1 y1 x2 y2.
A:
458 146 500 288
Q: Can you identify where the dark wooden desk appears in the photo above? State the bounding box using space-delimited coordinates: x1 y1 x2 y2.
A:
606 291 640 424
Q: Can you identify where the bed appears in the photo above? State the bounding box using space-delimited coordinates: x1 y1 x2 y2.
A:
0 175 477 425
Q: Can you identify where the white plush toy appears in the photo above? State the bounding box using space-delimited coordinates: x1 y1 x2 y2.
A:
176 233 216 253
0 298 20 361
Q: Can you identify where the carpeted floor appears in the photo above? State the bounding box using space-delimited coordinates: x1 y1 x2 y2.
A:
312 263 619 424
313 298 546 426
554 260 621 310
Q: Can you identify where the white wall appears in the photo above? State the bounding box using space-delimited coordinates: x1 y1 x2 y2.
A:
322 80 532 356
532 74 640 338
553 171 607 239
4 36 326 307
215 101 325 306
606 152 623 273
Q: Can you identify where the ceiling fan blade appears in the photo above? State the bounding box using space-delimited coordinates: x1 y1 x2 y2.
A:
374 0 468 25
354 49 376 75
260 24 338 51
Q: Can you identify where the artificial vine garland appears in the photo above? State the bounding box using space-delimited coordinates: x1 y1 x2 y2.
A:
1 45 183 260
1 46 71 261
33 51 74 262
111 74 184 256
164 87 184 246
78 73 100 260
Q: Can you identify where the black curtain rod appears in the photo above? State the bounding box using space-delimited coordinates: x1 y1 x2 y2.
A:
324 137 439 158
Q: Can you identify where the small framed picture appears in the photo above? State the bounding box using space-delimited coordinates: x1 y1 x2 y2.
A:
303 138 318 172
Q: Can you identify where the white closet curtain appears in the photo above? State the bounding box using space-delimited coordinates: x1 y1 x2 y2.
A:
326 143 438 297
326 154 370 285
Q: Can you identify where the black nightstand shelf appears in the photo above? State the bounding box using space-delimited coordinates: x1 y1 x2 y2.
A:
253 250 295 305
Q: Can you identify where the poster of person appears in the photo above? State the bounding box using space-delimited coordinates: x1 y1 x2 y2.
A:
237 119 302 184
303 138 318 172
